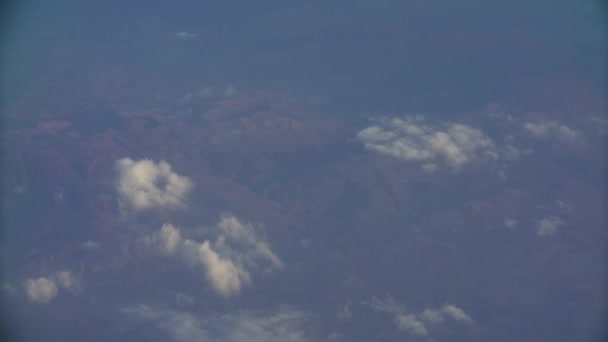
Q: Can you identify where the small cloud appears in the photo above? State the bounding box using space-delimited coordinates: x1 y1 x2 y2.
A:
524 120 579 141
198 240 251 296
197 87 213 98
23 271 82 303
53 271 82 293
420 308 443 325
395 314 428 336
557 199 573 214
115 158 194 212
81 240 101 250
422 163 437 173
177 92 193 106
504 218 518 229
23 277 58 303
357 117 497 170
441 304 474 324
175 31 198 39
365 295 473 338
536 216 565 237
174 292 195 306
148 223 183 255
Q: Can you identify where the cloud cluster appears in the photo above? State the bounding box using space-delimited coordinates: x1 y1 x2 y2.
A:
357 117 497 170
23 271 81 304
524 120 578 141
145 215 282 297
365 295 473 337
122 305 311 342
536 216 565 237
115 158 194 212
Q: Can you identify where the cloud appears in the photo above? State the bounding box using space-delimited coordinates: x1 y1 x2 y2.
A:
536 216 565 237
440 304 474 324
198 240 251 296
357 117 497 170
504 218 518 229
155 223 183 255
216 214 284 270
420 308 444 325
365 295 473 337
23 278 57 303
122 305 312 342
22 271 81 303
395 314 429 336
144 215 282 297
81 240 101 250
54 271 81 293
524 121 579 141
115 158 194 212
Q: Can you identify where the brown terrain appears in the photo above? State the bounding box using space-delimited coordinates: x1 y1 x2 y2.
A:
1 60 605 340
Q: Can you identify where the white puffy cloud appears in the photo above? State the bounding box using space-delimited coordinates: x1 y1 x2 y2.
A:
23 271 81 303
357 117 497 170
115 158 194 212
365 295 473 337
524 121 579 141
144 215 282 297
536 216 565 237
122 305 312 342
23 277 57 303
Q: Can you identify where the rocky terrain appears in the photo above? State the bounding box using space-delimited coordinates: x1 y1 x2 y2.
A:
1 58 605 341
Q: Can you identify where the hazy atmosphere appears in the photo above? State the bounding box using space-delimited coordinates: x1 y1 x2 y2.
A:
1 1 606 341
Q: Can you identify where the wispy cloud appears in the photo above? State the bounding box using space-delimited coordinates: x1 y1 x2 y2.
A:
364 294 473 337
122 305 312 342
524 120 579 141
